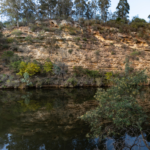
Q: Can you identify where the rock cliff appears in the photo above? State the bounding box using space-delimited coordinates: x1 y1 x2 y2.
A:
0 19 150 88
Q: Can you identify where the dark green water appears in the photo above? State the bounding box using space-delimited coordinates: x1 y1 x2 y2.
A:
0 88 150 150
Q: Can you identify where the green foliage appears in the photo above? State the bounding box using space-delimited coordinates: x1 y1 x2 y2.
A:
17 61 40 76
83 37 87 41
30 25 39 32
74 37 80 42
73 66 100 78
81 59 148 138
67 77 78 86
69 31 76 35
105 72 113 80
0 22 4 30
1 44 10 50
68 49 73 54
116 0 130 19
10 61 21 72
130 17 147 31
43 61 53 73
21 72 32 86
130 50 141 56
85 69 100 78
25 35 33 42
95 50 100 56
1 51 14 63
6 37 14 43
11 30 23 36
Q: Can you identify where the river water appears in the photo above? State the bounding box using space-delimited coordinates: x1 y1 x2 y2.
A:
0 88 150 150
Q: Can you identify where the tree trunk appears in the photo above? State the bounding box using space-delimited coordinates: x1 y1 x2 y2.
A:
17 21 19 28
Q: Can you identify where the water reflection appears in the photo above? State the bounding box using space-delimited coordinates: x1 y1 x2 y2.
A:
0 88 150 150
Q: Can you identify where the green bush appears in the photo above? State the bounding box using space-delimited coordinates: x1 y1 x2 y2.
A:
67 77 78 86
43 27 50 32
69 31 76 35
9 61 21 72
6 37 14 43
43 61 53 74
68 49 73 54
80 58 148 138
25 35 33 42
83 38 87 41
17 61 40 76
1 44 10 50
30 25 39 32
130 51 141 56
95 50 100 56
1 51 14 63
74 37 80 42
21 72 32 86
11 30 23 36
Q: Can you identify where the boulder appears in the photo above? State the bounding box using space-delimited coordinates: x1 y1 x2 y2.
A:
60 20 72 27
50 20 58 27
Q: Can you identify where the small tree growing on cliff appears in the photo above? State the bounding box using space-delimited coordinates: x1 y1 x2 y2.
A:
81 57 148 138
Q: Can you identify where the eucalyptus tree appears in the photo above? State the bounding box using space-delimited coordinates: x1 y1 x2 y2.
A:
39 0 57 19
91 0 98 19
98 0 111 22
74 0 87 19
22 0 37 24
55 0 73 18
116 0 130 19
0 0 22 27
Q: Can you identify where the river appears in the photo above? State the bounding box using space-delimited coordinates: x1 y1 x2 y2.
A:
0 88 150 150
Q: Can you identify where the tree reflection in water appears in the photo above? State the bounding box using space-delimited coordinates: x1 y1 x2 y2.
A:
0 88 150 150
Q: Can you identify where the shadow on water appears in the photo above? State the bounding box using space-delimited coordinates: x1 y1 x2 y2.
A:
0 88 150 150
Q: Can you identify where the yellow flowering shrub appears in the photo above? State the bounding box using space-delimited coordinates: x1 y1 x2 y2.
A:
17 61 27 76
25 62 40 76
17 61 40 76
44 62 53 73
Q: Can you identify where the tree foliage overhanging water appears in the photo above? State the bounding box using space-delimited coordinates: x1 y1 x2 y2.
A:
81 58 149 139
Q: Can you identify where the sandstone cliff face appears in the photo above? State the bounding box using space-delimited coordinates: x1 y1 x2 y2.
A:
1 20 150 88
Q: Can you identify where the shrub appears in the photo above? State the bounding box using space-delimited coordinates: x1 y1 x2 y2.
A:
1 51 14 63
73 66 85 76
83 38 87 41
44 27 50 32
69 31 76 35
74 37 80 42
10 61 21 72
30 25 38 32
92 24 102 31
105 72 113 81
43 61 53 73
130 51 141 56
6 37 14 43
17 61 27 76
17 61 40 76
1 44 10 50
80 58 148 138
111 51 116 55
11 30 23 36
95 50 100 56
25 35 33 42
67 77 78 86
21 72 32 86
68 49 73 54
